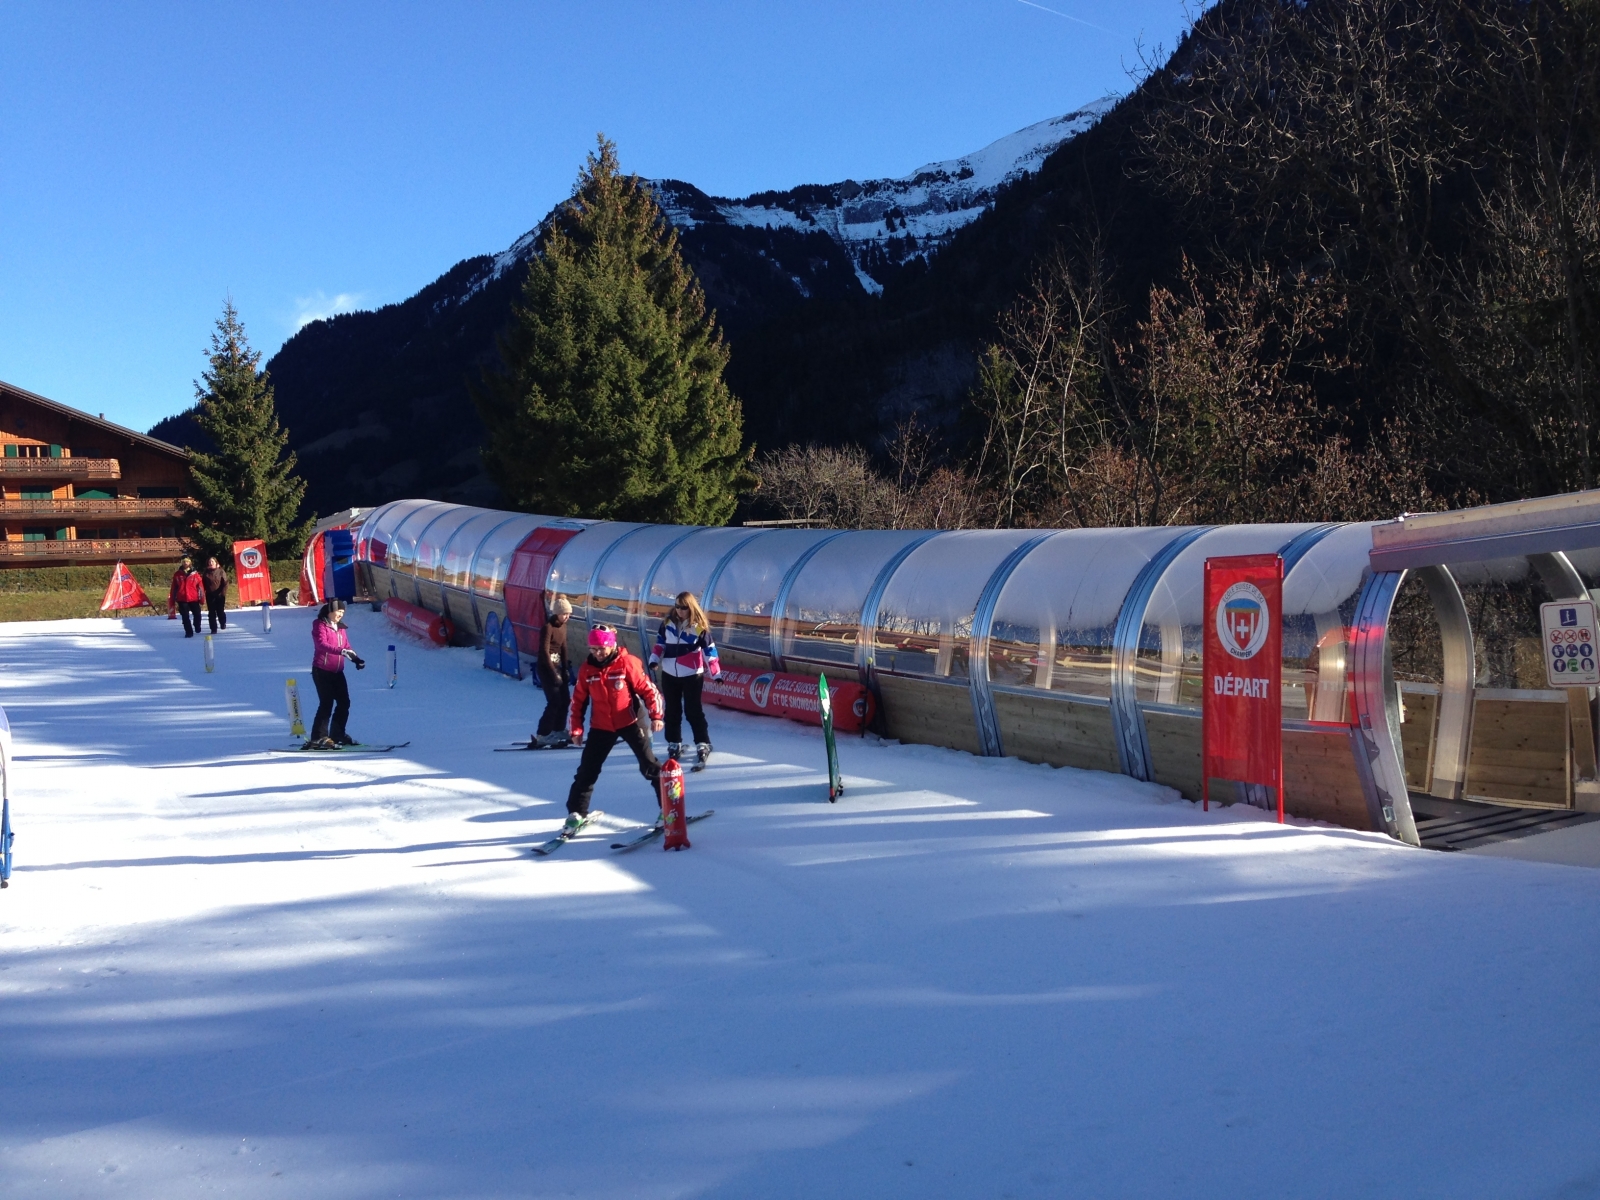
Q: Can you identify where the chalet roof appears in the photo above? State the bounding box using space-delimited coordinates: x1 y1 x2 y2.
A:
0 378 189 460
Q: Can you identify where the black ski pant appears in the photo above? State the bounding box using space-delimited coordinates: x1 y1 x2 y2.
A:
659 673 710 746
310 665 351 742
566 723 659 817
205 592 227 633
178 601 202 637
535 664 570 738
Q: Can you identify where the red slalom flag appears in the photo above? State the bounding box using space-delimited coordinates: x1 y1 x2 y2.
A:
99 561 152 613
1202 554 1284 821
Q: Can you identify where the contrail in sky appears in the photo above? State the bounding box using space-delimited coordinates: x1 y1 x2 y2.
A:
1015 0 1111 33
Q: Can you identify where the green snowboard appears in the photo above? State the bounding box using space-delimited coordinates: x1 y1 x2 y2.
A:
819 671 844 802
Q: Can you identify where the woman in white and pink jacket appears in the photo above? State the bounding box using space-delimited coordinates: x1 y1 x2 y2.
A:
308 599 365 748
649 591 721 767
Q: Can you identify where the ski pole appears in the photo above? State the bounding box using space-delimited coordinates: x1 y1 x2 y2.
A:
261 601 272 632
204 633 216 673
387 644 397 688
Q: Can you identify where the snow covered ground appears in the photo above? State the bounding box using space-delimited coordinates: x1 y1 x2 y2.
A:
2 605 1599 1198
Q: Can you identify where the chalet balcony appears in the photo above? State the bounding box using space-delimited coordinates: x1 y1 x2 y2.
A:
0 537 184 563
0 457 122 481
0 497 184 519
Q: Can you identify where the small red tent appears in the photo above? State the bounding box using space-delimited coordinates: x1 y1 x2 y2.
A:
100 561 153 613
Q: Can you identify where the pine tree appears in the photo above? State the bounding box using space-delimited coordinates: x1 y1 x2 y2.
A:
183 302 314 562
475 137 754 523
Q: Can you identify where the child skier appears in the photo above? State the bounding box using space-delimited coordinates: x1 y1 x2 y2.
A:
648 591 721 768
308 599 365 748
564 625 663 835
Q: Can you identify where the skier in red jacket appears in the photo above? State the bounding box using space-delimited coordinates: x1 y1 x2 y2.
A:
563 625 663 836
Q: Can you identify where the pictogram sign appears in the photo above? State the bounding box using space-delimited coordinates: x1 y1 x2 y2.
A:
1540 599 1600 687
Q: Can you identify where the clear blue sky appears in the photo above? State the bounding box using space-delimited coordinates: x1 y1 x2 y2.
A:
0 1 1196 434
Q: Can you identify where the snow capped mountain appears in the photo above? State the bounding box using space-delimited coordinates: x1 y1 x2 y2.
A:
457 96 1118 306
651 96 1117 293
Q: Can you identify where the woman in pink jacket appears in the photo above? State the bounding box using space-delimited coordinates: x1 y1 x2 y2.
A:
308 599 365 748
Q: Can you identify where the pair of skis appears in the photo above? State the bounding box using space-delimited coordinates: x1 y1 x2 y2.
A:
528 809 715 856
268 741 411 756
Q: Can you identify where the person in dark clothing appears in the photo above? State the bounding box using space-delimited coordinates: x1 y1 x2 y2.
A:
202 557 229 633
533 595 573 747
168 557 205 637
308 599 365 748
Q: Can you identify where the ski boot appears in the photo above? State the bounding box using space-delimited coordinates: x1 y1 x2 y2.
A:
335 732 356 746
695 742 712 770
667 742 684 762
561 812 587 837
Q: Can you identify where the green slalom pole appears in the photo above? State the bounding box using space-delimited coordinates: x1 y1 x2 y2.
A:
819 671 843 803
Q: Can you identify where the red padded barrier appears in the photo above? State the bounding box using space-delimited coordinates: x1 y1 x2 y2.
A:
703 668 875 733
384 597 453 646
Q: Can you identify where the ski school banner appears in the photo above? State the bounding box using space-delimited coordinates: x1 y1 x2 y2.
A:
703 667 875 733
232 540 274 606
1202 553 1284 820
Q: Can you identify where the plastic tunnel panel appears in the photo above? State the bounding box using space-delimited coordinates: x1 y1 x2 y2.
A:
707 529 836 667
385 502 456 577
590 525 699 656
872 530 1041 684
438 511 512 592
1136 524 1326 710
544 524 644 626
1280 522 1374 723
644 527 761 648
781 530 927 677
469 516 544 600
414 506 492 583
988 527 1194 702
360 499 435 570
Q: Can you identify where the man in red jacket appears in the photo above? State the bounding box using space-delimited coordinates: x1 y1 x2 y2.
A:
564 625 663 834
168 556 205 638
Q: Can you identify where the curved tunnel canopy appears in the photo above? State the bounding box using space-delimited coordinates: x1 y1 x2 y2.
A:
354 493 1600 845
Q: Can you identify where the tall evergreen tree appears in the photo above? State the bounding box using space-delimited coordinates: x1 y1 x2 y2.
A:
475 137 754 523
184 302 313 561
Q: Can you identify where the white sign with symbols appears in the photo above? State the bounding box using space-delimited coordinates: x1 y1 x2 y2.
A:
1540 599 1600 687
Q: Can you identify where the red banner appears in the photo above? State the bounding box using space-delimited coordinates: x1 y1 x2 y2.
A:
232 540 274 606
1202 554 1284 820
383 598 454 646
703 667 875 733
99 561 152 612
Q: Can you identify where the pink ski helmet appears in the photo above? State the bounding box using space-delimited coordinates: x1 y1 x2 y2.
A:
588 625 617 651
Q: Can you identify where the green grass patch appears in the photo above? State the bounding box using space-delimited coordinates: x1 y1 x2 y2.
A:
0 574 304 623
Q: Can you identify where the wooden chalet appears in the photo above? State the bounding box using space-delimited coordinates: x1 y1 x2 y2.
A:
0 379 192 568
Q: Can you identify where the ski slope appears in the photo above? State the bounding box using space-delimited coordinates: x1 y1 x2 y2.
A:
1 605 1598 1198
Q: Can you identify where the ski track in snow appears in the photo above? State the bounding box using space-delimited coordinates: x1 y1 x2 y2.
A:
1 605 1598 1197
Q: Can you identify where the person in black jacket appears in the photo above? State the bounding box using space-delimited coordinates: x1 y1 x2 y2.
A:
202 557 229 633
533 596 573 747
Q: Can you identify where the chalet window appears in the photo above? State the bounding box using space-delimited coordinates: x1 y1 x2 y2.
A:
21 488 53 500
138 486 180 498
21 527 52 541
75 448 104 459
79 528 119 539
75 487 115 500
